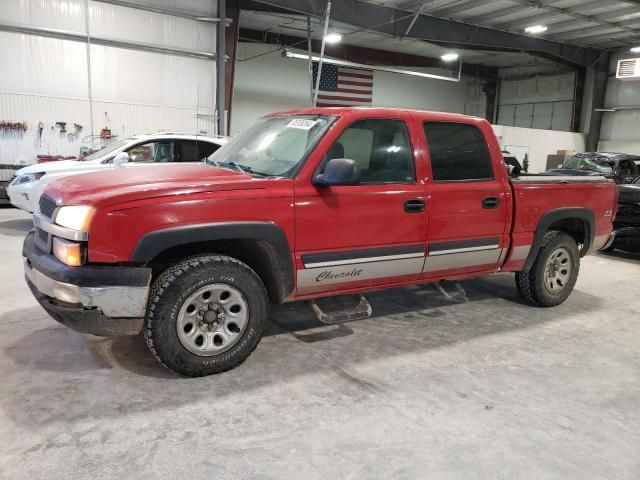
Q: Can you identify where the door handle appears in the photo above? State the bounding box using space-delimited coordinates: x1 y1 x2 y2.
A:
482 196 499 209
404 199 425 213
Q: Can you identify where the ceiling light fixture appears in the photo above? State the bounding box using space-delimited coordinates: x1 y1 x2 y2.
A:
630 46 640 53
283 50 462 82
525 25 548 34
440 53 459 62
324 32 342 44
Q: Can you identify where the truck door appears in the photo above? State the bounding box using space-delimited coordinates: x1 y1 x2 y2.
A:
420 120 510 277
294 114 428 296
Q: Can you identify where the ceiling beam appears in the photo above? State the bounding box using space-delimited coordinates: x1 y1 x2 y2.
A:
251 0 606 69
238 27 498 78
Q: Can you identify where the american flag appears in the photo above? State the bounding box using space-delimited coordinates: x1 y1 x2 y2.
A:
312 62 373 107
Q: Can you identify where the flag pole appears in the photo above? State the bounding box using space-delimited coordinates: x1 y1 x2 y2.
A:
313 0 331 107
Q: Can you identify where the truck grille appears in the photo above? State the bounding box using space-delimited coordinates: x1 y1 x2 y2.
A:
39 194 58 219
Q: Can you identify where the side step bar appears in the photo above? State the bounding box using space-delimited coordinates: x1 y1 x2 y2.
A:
307 295 373 325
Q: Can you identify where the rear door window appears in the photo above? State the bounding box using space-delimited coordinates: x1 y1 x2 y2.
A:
423 122 494 181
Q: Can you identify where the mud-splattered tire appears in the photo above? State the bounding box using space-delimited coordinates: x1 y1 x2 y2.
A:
515 231 580 307
144 255 268 377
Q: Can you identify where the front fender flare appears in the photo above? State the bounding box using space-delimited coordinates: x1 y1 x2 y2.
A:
130 222 294 297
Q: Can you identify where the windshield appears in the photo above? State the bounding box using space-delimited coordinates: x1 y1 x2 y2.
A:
81 137 136 161
206 114 335 176
563 155 614 174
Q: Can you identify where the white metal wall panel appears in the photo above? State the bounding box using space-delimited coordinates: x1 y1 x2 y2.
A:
0 0 85 31
0 0 216 51
89 2 215 53
89 45 215 107
600 109 640 142
0 0 217 164
0 32 89 97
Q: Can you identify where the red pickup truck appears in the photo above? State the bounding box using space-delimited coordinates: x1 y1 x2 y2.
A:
23 108 617 376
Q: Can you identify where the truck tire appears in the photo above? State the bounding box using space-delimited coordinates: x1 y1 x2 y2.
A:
515 231 580 307
144 255 268 377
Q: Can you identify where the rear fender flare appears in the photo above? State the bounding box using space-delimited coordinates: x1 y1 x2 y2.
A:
522 208 595 272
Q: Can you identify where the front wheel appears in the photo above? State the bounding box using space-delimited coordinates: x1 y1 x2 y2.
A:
515 231 580 307
144 255 268 377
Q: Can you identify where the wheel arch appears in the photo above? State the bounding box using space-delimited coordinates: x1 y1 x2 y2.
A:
522 208 595 273
131 222 294 303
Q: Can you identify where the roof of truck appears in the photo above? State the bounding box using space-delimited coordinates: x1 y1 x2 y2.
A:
272 107 485 123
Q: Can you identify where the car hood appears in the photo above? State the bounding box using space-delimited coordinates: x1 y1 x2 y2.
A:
44 163 261 208
15 159 103 175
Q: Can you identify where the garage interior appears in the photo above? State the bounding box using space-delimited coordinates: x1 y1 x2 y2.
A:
1 0 640 478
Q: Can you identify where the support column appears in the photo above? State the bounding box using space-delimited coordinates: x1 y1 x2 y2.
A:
225 0 239 133
587 54 610 151
216 0 226 136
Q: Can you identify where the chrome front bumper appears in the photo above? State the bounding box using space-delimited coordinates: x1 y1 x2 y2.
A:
24 258 149 318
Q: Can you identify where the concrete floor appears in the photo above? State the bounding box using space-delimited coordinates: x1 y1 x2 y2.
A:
0 206 639 480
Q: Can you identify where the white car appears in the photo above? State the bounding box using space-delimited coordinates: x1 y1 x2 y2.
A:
7 132 228 212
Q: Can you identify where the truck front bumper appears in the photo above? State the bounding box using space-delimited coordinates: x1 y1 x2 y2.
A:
23 231 152 336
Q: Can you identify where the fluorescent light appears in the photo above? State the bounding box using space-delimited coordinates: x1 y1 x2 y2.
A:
525 25 548 34
283 50 462 82
324 33 342 44
440 53 459 62
631 46 640 53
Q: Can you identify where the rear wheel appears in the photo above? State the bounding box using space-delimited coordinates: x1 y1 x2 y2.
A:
515 231 580 307
144 255 268 377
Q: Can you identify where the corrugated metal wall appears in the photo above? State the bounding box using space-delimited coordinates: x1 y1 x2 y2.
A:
598 53 640 155
0 0 217 166
497 72 576 132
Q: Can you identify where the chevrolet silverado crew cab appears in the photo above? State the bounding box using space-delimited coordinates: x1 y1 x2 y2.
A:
23 108 617 377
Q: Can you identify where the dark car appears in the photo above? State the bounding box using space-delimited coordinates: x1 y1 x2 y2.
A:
608 177 640 253
546 152 640 184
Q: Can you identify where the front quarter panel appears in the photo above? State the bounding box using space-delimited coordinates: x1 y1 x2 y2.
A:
87 181 295 263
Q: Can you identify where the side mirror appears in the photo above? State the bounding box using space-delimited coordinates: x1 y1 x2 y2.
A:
314 158 361 187
113 152 130 167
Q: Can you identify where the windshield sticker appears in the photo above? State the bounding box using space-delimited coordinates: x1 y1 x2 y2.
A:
286 119 317 130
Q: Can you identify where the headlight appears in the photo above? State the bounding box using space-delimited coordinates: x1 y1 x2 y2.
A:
55 206 96 231
53 237 84 266
14 172 45 185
